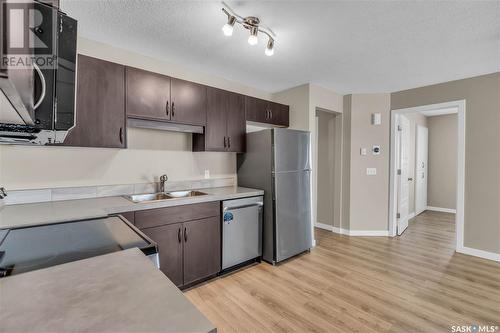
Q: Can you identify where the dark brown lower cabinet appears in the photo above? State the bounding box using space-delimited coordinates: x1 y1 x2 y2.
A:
183 217 221 285
141 223 184 287
134 202 221 288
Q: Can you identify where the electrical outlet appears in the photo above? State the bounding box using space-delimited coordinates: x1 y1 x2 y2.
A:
366 168 377 176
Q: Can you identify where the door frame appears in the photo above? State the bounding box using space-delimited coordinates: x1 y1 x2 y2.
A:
389 100 466 250
395 114 411 235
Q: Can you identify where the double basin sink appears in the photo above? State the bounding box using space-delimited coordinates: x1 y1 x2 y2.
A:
125 190 208 203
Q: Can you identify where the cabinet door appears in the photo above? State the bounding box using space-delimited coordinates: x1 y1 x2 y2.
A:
126 67 171 121
64 55 126 148
269 102 290 127
170 78 206 126
141 223 183 287
205 87 228 151
245 96 269 123
183 217 221 285
226 92 246 152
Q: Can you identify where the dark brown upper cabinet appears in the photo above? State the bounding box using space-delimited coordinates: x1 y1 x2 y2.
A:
192 87 245 152
269 101 290 127
63 55 126 148
126 67 171 121
125 69 206 126
245 96 289 127
170 78 206 126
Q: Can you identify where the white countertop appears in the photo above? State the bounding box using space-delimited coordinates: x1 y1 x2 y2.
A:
0 248 216 333
0 186 263 230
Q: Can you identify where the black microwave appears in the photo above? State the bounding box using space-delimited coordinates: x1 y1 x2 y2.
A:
0 0 77 144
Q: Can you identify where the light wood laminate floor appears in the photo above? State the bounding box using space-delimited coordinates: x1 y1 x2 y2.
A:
186 211 500 332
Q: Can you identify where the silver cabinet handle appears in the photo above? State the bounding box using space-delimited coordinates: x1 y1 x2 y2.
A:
224 202 263 211
33 63 46 110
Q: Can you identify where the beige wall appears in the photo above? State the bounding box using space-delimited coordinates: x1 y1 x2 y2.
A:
273 84 309 131
348 94 391 231
405 113 428 214
0 37 273 190
391 72 500 254
427 114 457 210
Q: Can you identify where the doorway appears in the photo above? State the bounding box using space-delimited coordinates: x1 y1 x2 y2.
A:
389 100 465 250
314 108 343 232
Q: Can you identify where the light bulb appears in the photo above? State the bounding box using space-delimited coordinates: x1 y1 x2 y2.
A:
248 34 258 45
222 23 233 36
265 38 274 56
222 15 236 37
248 26 258 45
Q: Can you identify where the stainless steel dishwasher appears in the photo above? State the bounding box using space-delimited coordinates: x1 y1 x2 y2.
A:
222 196 263 270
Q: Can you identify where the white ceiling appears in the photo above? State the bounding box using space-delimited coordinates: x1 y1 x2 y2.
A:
61 0 500 94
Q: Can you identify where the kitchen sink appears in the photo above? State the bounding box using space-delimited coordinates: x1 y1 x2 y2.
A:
125 191 207 203
166 190 207 198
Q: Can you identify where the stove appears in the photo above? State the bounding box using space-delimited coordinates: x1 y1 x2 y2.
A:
0 215 158 277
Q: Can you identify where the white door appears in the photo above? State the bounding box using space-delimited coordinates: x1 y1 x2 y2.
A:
415 125 428 215
397 115 411 235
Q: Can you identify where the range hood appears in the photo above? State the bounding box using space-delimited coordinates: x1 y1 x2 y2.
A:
127 117 204 134
0 1 77 145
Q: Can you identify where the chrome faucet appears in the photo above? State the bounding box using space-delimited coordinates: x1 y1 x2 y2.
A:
159 175 168 193
0 187 7 199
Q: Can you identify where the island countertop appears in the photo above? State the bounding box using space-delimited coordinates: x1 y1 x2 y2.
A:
0 248 216 333
0 186 263 230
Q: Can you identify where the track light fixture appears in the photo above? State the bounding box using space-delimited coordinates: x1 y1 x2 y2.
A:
221 2 276 56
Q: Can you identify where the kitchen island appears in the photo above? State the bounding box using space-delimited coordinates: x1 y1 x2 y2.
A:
0 248 216 333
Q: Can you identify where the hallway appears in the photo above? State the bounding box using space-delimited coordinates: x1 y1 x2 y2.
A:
186 211 500 333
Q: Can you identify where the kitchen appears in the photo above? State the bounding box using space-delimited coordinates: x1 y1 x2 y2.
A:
0 1 313 332
1 1 499 333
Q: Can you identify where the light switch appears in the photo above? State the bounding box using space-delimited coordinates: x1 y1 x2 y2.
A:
367 168 377 176
360 148 367 156
372 113 382 125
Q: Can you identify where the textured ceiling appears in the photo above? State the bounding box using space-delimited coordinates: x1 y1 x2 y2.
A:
61 0 500 94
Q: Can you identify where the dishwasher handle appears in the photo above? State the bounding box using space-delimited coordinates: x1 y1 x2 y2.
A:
223 202 263 212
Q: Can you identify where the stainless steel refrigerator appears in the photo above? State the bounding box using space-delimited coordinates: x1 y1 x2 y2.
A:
237 128 312 264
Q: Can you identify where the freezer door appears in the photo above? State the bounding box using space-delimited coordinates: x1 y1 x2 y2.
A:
273 128 311 172
274 170 312 262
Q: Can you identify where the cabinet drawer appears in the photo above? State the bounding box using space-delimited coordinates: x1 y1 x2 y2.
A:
135 201 220 229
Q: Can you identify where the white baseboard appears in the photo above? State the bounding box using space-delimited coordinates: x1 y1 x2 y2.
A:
456 246 500 262
332 226 349 235
347 230 390 236
314 222 334 231
407 212 416 220
427 206 456 214
315 223 389 237
332 227 389 237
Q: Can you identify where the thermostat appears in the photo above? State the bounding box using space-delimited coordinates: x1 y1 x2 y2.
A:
372 145 381 155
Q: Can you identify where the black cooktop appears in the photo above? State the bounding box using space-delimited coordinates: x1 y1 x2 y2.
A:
0 215 155 277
